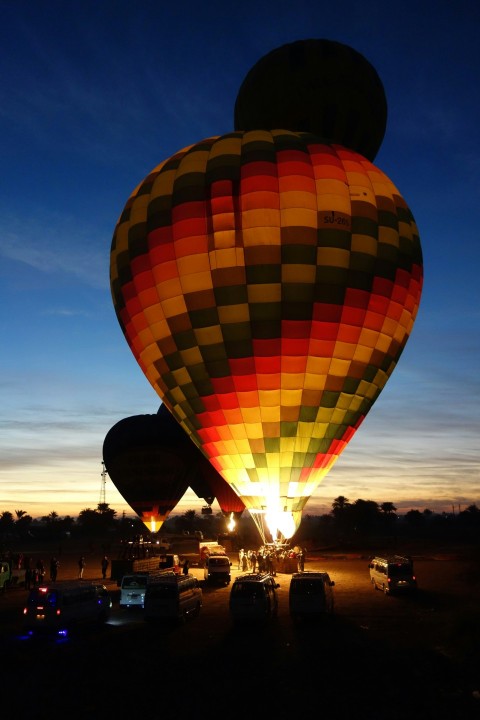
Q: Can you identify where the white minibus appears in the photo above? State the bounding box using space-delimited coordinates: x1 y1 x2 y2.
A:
369 555 417 595
119 573 149 608
143 573 202 623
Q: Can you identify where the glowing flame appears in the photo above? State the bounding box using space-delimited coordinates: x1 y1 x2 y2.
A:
265 510 296 542
227 512 236 532
150 517 156 533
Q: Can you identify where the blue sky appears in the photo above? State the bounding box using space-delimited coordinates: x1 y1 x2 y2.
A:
1 0 479 520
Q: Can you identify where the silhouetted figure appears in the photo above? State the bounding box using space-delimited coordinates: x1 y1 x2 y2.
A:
101 555 109 580
50 557 59 581
78 556 86 578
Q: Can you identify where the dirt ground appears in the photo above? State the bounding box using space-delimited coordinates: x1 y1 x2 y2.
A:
2 542 480 719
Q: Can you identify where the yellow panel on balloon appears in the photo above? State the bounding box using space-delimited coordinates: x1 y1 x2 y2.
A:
316 247 351 268
242 207 281 230
193 325 222 345
242 226 281 246
170 387 187 404
280 208 317 226
281 389 302 406
177 254 211 276
352 234 378 255
379 226 400 247
282 264 316 284
160 296 188 319
175 149 210 177
244 422 264 438
247 284 281 303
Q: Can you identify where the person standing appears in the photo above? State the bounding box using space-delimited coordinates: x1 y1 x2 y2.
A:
50 556 59 582
297 549 304 573
101 555 109 580
36 558 46 585
78 556 86 579
182 558 190 575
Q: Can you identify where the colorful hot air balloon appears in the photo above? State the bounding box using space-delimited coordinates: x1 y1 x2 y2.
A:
110 40 423 543
103 413 191 533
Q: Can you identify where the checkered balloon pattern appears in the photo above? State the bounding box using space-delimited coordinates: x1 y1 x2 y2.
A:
110 130 423 529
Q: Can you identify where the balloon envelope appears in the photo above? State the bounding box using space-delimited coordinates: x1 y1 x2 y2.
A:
110 130 423 541
234 39 387 162
103 413 191 532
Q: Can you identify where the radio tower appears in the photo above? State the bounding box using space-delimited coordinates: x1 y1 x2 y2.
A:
99 461 107 505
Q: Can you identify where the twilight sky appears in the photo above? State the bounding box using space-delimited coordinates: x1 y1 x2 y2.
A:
1 0 479 521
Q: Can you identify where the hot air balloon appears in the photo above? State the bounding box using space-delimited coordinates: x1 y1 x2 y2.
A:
234 38 387 162
103 413 192 533
110 39 423 544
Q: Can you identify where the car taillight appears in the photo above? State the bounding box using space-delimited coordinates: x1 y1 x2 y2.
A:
56 609 61 616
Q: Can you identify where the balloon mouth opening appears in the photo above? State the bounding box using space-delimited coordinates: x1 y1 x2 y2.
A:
249 509 296 543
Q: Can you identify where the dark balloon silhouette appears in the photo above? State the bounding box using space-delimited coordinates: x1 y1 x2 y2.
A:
234 38 387 161
103 413 191 532
103 406 245 531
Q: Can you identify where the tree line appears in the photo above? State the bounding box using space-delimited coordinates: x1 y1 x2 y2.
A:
1 497 479 548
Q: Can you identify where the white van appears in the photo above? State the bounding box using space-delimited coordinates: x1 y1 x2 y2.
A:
143 573 202 623
369 555 417 595
120 573 149 608
23 581 112 635
204 555 232 585
229 573 280 622
289 571 335 618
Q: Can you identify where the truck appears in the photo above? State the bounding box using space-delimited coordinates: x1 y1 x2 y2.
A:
165 536 226 567
0 560 26 591
111 554 180 584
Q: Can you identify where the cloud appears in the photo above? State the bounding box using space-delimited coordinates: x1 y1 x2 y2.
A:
0 209 108 289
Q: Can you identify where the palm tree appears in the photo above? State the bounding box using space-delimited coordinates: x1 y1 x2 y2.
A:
42 511 59 524
332 496 350 515
0 511 15 536
380 502 397 515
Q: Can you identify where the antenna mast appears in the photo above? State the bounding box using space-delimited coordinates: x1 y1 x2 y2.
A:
100 461 107 505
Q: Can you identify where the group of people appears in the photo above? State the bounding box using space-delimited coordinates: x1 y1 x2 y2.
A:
77 554 109 579
1 550 111 586
23 556 47 589
237 546 308 575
